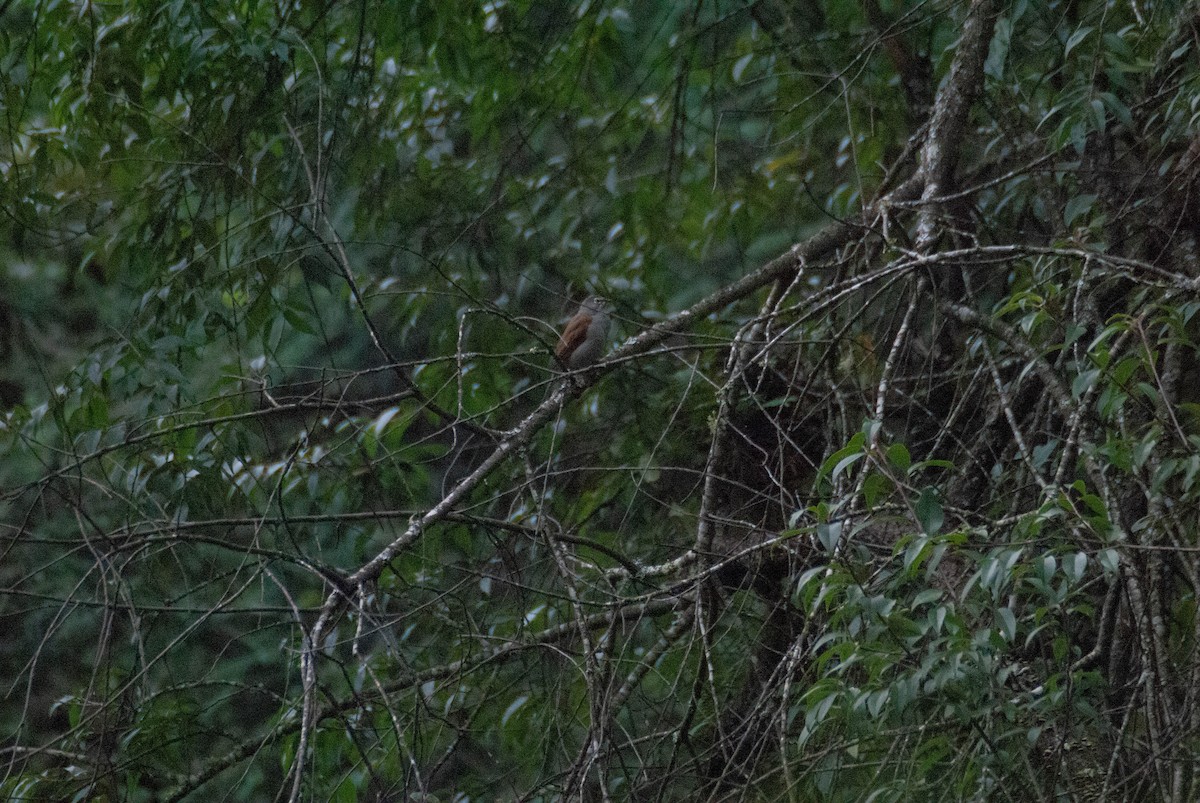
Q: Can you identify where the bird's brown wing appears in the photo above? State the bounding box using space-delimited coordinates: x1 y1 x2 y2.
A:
554 311 593 366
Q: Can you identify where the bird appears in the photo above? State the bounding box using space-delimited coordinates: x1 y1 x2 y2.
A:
554 295 612 370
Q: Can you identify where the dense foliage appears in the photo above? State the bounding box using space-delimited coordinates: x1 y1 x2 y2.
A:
3 0 1200 799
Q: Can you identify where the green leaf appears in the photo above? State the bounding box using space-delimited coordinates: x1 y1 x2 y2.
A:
1072 368 1099 398
985 17 1012 79
1064 551 1086 582
1090 98 1106 135
1098 548 1120 573
887 442 911 473
1064 193 1097 227
1064 26 1093 58
915 487 943 535
817 521 843 552
819 432 866 484
863 471 893 508
732 52 753 82
997 606 1017 641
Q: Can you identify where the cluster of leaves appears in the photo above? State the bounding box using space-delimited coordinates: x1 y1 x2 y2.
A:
2 0 1200 800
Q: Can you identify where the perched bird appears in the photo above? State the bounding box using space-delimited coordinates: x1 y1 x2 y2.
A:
554 295 612 370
